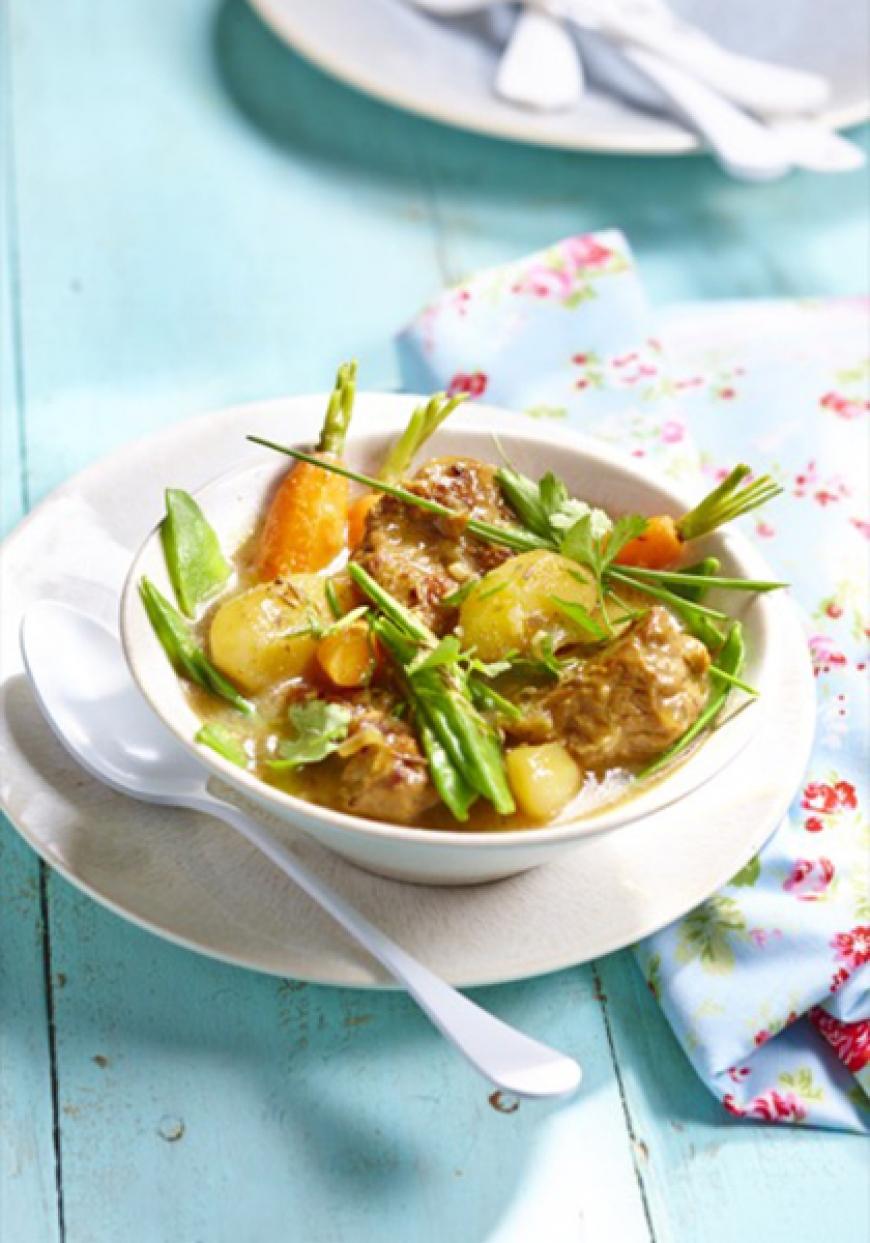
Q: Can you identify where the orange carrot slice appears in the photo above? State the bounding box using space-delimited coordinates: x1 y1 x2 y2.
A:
316 623 377 688
614 514 682 569
347 492 381 551
255 363 356 580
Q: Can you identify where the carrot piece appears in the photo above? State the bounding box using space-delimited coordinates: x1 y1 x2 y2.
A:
347 492 381 550
614 514 682 569
316 623 377 688
255 459 349 579
255 363 356 580
614 465 785 570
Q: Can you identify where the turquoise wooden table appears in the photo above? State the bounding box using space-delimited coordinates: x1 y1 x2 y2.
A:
2 3 868 1240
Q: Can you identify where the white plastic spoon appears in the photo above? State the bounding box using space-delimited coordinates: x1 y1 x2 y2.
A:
578 33 864 176
406 0 829 117
576 35 791 180
20 601 582 1101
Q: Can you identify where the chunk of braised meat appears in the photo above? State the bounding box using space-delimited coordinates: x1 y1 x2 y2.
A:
352 456 515 633
505 606 710 771
334 702 438 824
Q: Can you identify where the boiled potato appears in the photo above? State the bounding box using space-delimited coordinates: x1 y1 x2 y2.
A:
506 743 581 821
209 575 331 693
459 550 600 662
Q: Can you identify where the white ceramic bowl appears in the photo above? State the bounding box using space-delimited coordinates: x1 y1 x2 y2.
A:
121 400 785 884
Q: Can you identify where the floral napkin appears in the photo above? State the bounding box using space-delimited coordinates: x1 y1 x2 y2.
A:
397 231 869 1133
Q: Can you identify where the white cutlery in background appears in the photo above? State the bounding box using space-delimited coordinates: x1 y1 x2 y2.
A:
406 0 829 117
579 33 865 177
496 8 584 111
21 601 583 1102
616 43 792 180
765 119 866 174
405 0 866 178
557 0 830 118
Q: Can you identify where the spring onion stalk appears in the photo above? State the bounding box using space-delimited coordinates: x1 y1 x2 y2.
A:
161 488 232 617
468 678 522 721
677 466 783 541
708 666 759 696
317 361 357 456
665 557 721 603
608 568 727 650
247 437 550 554
607 569 729 621
617 565 787 593
379 392 468 483
324 578 343 620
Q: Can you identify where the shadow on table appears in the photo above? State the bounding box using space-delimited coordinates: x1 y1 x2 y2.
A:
1 675 597 1240
1 866 594 1239
210 0 867 301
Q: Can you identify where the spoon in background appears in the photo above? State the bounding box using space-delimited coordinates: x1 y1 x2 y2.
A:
496 7 584 111
21 600 582 1102
577 32 866 176
407 0 829 115
408 0 865 177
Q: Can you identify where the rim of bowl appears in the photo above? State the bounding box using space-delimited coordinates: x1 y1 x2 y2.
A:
120 404 787 851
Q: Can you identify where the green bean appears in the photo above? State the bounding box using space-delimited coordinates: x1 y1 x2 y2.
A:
139 577 253 715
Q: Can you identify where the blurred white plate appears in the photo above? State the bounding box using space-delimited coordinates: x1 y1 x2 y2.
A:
0 396 814 986
247 0 869 154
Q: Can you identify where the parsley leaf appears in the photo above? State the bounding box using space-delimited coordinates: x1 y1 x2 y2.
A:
603 514 649 566
560 513 601 575
549 596 609 641
268 701 352 770
497 467 611 545
195 723 249 768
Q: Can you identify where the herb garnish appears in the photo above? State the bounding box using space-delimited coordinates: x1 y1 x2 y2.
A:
268 701 353 771
195 723 250 767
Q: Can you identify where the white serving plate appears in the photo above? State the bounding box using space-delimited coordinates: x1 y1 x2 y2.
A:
247 0 869 155
122 409 782 884
0 394 815 986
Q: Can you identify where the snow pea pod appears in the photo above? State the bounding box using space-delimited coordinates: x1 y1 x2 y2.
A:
161 488 231 617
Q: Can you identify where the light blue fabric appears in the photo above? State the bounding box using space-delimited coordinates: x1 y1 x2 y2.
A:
398 233 869 1132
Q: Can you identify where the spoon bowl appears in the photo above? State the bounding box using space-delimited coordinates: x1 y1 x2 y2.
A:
22 602 203 803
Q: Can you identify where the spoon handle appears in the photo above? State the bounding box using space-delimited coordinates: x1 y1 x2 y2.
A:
198 792 581 1099
619 45 792 182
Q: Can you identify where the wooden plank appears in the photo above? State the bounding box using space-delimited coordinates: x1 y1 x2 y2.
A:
404 116 870 302
9 0 446 504
7 0 868 1239
0 826 63 1243
7 3 650 1240
0 12 62 1238
597 952 870 1243
46 875 649 1243
419 105 870 1243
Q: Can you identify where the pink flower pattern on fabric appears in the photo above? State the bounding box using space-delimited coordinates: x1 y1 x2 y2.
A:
783 858 836 901
399 236 869 1133
810 1010 870 1073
